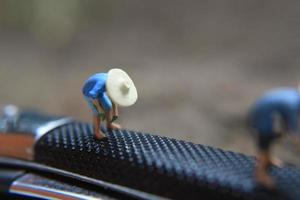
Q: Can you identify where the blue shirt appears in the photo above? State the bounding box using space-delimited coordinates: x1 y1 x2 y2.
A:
250 87 300 135
82 73 112 111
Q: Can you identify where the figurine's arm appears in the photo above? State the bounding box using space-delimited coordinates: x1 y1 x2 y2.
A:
286 108 299 135
112 102 118 117
98 93 113 112
271 112 284 134
88 82 103 99
288 133 300 148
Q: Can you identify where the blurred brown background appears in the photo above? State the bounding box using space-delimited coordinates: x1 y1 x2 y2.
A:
0 0 300 165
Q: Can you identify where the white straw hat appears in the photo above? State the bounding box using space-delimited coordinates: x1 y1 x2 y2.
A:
106 68 138 107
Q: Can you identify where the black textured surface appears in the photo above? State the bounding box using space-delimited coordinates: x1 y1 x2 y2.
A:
34 122 300 200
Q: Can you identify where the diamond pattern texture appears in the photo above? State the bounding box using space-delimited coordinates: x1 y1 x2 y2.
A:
34 122 300 200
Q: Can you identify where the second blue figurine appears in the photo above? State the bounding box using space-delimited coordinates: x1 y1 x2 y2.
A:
82 68 138 140
249 87 300 189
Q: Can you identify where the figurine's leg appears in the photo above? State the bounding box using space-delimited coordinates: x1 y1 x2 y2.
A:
268 134 283 167
255 135 275 189
255 150 275 189
93 114 106 140
106 110 121 131
91 99 106 140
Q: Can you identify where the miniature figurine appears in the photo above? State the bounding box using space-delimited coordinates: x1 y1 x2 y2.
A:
249 87 300 189
82 68 138 140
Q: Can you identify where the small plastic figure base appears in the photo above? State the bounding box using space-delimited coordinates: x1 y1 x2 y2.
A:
82 68 138 140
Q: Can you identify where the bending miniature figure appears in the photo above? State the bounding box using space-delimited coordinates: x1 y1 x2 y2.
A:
82 68 138 140
249 87 300 189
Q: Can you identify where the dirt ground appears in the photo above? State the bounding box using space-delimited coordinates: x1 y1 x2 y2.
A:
0 1 300 165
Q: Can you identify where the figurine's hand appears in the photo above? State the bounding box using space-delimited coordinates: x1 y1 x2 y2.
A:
111 115 118 122
271 157 283 167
